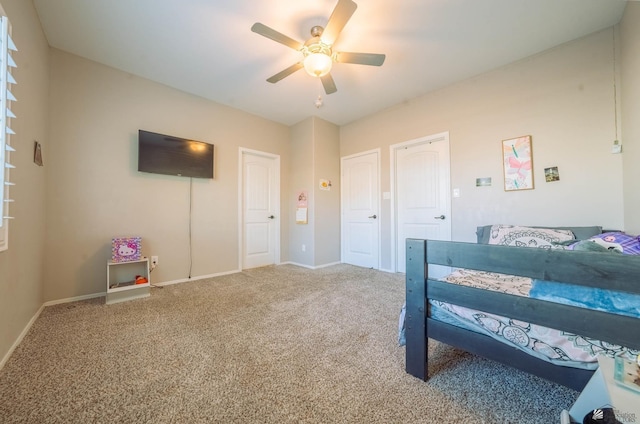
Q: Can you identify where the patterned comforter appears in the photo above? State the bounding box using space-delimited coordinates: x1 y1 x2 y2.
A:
430 269 639 370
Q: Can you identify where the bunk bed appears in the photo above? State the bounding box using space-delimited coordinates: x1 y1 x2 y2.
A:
403 226 640 392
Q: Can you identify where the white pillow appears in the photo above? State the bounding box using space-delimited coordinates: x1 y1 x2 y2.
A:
487 225 574 249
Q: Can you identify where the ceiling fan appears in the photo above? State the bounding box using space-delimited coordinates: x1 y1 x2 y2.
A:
251 0 385 95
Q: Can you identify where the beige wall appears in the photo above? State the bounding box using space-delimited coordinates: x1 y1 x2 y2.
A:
0 0 49 364
44 49 290 301
289 117 340 267
289 118 314 266
341 28 626 270
621 2 640 234
312 118 340 266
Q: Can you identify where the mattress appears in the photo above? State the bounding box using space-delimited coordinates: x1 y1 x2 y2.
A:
429 269 639 370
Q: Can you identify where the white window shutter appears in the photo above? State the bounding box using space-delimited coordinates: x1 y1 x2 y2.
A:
0 14 17 250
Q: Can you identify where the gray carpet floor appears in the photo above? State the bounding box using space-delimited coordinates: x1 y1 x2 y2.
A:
0 264 579 423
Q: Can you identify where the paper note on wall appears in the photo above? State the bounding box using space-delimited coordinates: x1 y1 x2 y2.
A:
296 190 308 224
296 207 308 224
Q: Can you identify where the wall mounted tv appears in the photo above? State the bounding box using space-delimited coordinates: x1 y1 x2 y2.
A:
138 130 214 179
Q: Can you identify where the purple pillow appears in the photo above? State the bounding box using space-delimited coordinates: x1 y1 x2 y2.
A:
585 232 640 255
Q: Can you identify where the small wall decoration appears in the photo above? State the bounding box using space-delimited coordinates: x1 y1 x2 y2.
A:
296 190 308 224
111 237 142 262
476 177 492 187
502 135 533 191
33 141 43 166
319 179 331 191
544 166 560 182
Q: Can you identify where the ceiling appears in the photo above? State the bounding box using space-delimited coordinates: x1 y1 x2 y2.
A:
32 0 627 126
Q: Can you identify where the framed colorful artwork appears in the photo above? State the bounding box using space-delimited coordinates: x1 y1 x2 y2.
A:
502 135 533 191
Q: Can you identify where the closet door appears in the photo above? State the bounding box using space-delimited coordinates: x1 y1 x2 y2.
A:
341 150 380 269
394 133 451 274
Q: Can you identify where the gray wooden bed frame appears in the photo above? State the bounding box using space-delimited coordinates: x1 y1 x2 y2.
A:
404 238 640 391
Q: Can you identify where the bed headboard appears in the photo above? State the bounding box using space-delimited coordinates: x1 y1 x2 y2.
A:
475 225 603 244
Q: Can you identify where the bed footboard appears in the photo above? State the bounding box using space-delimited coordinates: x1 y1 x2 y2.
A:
404 237 640 390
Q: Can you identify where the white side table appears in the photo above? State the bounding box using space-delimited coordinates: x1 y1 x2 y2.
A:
106 258 151 304
561 355 639 424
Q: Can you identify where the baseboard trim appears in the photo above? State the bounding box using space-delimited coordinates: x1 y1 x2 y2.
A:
43 292 105 307
0 303 45 371
280 261 313 269
154 269 241 287
281 261 396 272
313 261 342 269
279 261 342 270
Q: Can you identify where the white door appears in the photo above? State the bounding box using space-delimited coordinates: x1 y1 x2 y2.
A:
341 150 380 269
241 149 280 269
393 133 451 274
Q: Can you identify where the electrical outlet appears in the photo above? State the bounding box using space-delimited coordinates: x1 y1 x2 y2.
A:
301 244 306 252
612 140 622 154
151 256 159 265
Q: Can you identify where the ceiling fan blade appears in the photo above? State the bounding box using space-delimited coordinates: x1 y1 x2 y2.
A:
321 73 337 95
266 62 304 83
251 23 303 51
335 52 386 66
321 0 357 45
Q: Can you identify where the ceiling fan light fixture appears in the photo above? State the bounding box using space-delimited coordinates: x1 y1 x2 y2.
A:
252 0 384 94
303 52 333 77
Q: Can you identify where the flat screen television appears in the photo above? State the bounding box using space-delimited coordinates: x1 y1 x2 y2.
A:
138 130 214 179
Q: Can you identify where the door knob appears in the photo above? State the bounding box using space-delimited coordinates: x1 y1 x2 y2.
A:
268 215 275 219
434 215 445 220
368 214 377 219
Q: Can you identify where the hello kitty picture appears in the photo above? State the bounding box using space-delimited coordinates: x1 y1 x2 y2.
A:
118 242 136 257
111 237 142 262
